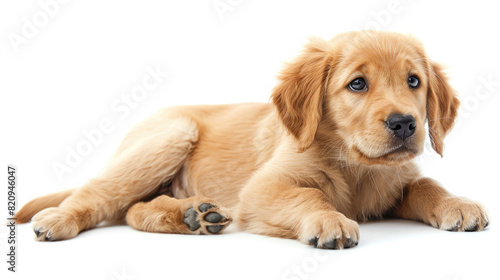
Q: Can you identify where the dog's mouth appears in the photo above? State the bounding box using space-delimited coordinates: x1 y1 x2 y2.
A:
384 143 418 155
352 143 419 166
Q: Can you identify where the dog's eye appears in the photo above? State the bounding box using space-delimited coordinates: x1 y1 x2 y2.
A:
348 78 367 92
408 75 420 89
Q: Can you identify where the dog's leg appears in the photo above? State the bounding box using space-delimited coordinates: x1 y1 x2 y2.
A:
31 118 199 241
237 174 359 249
391 178 489 231
126 195 232 234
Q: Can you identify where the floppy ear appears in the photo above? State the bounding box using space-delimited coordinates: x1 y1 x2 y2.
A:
427 62 461 157
271 38 334 152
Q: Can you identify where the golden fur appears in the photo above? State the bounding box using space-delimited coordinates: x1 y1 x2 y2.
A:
16 31 489 249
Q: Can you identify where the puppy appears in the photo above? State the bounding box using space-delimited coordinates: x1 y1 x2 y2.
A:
16 31 489 249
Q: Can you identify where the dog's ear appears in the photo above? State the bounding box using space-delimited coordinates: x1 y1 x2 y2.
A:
271 38 334 152
426 62 460 157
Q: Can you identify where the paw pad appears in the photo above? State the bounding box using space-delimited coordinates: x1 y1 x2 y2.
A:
204 212 222 223
199 203 215 213
183 208 201 231
206 225 223 233
182 201 231 234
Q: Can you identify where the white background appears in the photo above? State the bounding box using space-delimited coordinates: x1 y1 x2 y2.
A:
1 1 499 280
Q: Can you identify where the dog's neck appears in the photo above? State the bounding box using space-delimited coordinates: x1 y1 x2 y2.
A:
303 137 421 220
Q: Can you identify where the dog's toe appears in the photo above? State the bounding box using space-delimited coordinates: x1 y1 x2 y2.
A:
309 237 319 248
199 203 215 213
344 238 354 248
204 212 223 223
465 222 479 232
206 225 223 233
183 207 201 231
323 239 336 249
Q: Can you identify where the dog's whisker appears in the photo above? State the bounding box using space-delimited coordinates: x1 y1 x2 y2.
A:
336 132 362 170
427 117 454 122
368 171 385 203
396 166 404 202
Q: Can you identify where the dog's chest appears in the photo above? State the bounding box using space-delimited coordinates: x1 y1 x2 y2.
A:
336 165 413 221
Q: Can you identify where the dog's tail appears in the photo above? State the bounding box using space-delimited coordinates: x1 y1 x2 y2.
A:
14 189 74 224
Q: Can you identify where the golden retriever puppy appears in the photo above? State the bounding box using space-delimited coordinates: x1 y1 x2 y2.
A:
16 31 489 249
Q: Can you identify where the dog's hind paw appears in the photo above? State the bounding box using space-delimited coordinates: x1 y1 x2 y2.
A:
183 199 232 234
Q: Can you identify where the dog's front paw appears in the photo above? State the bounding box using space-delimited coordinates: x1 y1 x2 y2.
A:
32 207 80 241
430 197 489 232
299 211 359 249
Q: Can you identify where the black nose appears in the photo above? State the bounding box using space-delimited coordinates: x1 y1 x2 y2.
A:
386 114 416 140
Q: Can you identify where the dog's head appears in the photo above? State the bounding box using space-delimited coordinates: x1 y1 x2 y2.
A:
272 31 460 166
